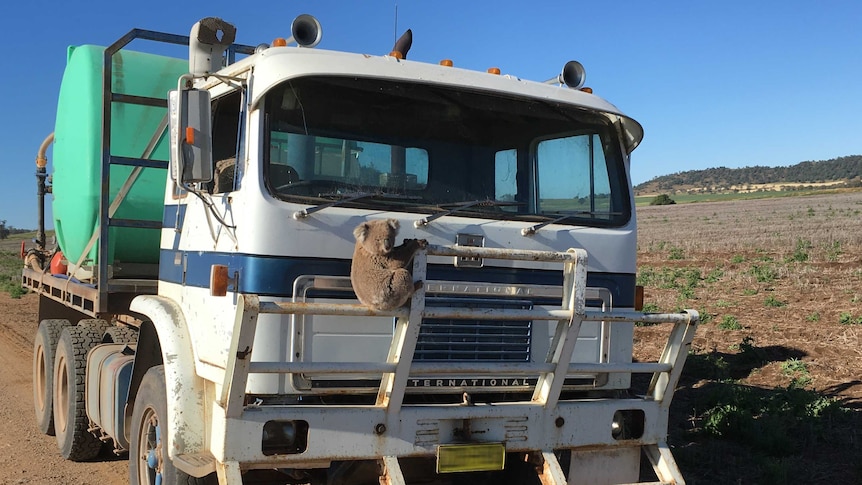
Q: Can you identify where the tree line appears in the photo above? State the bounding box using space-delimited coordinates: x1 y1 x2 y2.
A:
0 220 32 240
636 155 862 193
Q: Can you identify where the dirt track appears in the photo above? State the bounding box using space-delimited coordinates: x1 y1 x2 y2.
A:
0 291 127 484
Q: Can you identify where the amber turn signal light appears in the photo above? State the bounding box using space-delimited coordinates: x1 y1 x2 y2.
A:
635 285 645 311
211 264 229 297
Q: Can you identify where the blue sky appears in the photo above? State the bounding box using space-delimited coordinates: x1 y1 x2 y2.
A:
2 0 860 230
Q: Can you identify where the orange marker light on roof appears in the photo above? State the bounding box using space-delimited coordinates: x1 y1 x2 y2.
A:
580 87 593 94
487 67 501 75
389 50 403 59
272 37 288 47
439 59 453 67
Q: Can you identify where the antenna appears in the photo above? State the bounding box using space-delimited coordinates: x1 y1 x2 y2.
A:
394 3 398 43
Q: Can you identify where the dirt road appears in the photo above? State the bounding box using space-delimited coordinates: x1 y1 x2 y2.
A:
0 292 127 485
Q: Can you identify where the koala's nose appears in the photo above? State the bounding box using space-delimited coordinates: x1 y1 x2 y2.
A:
382 241 393 253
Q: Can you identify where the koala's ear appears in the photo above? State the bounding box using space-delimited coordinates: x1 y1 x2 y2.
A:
353 222 369 242
387 219 400 231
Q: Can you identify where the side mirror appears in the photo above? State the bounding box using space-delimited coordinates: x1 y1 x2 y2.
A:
169 88 213 184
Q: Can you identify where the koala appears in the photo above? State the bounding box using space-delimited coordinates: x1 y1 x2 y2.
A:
350 218 428 311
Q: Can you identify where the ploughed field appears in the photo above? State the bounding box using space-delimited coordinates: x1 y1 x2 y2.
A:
0 190 860 484
635 190 862 484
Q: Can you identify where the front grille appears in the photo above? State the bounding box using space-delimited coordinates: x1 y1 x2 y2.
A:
415 298 532 362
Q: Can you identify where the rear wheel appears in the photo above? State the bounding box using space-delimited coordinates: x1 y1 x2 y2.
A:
104 325 138 344
33 319 72 435
78 318 111 333
130 366 217 485
53 324 104 460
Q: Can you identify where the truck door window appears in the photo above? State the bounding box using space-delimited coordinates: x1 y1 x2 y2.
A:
495 149 519 213
211 90 243 193
536 134 619 220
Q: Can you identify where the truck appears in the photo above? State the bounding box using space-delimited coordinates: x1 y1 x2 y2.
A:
23 14 699 485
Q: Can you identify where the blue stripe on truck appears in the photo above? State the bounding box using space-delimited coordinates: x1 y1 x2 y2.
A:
158 249 636 306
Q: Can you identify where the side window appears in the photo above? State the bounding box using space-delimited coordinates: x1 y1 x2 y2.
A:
211 90 243 193
537 134 614 218
495 149 519 212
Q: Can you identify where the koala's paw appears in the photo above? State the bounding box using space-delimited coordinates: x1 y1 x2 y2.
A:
416 239 429 249
413 280 424 291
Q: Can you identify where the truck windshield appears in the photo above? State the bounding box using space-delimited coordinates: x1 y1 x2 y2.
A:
263 76 631 227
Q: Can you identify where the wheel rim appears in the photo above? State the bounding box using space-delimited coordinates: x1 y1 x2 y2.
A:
54 352 69 434
137 406 163 485
35 342 48 414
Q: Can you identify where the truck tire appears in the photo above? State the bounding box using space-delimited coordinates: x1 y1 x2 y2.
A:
78 318 111 332
33 318 72 435
103 325 138 344
53 325 104 461
130 366 218 485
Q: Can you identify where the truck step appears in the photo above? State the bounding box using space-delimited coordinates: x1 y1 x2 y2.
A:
174 452 217 477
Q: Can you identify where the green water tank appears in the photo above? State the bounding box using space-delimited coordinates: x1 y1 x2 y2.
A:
52 45 187 268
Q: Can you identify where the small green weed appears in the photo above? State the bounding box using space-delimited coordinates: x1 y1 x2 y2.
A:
718 315 742 330
705 268 724 283
781 358 812 388
668 246 685 260
678 287 696 300
641 302 660 312
731 254 745 264
637 267 702 293
749 264 779 283
825 241 842 262
780 358 808 375
764 296 786 308
785 238 811 263
743 288 759 296
805 312 820 322
838 312 862 325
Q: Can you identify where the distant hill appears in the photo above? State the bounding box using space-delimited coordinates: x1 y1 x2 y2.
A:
635 155 862 195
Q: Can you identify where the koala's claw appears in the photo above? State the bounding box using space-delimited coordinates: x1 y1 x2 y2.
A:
417 239 429 249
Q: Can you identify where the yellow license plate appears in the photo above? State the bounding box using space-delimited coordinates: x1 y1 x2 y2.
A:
436 442 506 474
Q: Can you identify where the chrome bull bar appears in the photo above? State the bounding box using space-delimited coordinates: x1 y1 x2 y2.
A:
214 244 698 484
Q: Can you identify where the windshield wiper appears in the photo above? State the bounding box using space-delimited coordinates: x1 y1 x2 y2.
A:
521 211 622 236
293 191 420 219
413 199 520 228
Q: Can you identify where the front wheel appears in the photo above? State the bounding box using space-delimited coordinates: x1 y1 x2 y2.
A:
129 366 217 485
